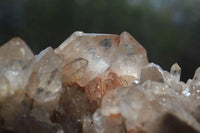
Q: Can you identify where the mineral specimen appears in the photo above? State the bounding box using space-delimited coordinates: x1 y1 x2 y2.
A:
0 32 199 133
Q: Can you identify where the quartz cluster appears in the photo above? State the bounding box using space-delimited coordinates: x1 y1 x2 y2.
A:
0 31 199 133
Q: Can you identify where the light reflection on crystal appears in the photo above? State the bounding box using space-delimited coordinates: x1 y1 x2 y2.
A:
182 88 191 96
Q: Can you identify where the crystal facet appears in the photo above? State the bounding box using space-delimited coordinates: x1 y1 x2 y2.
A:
170 62 181 81
0 37 35 95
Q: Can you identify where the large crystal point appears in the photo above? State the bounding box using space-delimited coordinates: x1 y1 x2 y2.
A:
55 31 119 86
111 32 148 79
55 31 148 86
0 38 35 95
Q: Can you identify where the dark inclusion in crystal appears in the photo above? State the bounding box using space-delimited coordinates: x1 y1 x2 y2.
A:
99 38 112 49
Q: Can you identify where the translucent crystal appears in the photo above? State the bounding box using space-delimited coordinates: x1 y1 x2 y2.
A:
97 84 200 133
93 109 105 133
93 108 125 133
55 31 119 86
163 71 186 94
62 58 88 86
84 71 122 104
191 67 200 87
84 78 102 104
0 37 35 95
140 63 164 83
0 75 10 103
185 68 200 122
27 47 63 108
111 32 148 79
101 89 120 117
170 62 181 81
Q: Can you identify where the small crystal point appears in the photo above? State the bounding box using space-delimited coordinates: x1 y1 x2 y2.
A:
55 31 119 86
192 67 200 83
119 31 141 46
170 63 181 81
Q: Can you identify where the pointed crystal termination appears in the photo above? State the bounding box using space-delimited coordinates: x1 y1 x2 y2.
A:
27 47 63 108
170 63 181 81
55 31 119 86
111 31 148 79
192 67 200 86
55 31 148 86
0 37 35 95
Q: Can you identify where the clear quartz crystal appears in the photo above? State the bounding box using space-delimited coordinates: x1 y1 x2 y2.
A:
0 38 35 95
27 47 63 106
111 32 148 79
55 31 119 86
170 62 181 81
55 31 148 86
140 63 164 83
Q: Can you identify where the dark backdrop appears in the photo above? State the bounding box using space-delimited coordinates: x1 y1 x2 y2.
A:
0 0 200 81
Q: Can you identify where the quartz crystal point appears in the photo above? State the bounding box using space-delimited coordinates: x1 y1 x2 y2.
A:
55 31 118 86
111 32 148 79
55 31 148 86
170 62 181 81
27 47 63 111
0 37 35 95
0 32 200 133
0 38 35 130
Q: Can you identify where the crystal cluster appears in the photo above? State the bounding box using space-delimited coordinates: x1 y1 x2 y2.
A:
0 31 199 133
